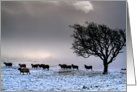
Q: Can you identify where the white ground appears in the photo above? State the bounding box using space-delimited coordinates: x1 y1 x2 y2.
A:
1 66 126 91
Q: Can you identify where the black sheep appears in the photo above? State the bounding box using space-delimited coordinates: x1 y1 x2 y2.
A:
39 64 45 68
42 65 50 70
71 64 78 70
19 64 26 68
59 64 67 69
31 64 39 69
84 64 92 71
4 62 12 67
66 65 72 69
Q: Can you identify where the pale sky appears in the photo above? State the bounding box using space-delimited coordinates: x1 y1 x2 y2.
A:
1 1 126 70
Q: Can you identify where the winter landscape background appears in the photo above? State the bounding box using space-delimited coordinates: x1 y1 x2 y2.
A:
1 62 126 91
1 1 126 91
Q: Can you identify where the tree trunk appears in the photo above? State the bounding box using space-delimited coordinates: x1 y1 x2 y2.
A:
103 60 108 74
103 64 108 74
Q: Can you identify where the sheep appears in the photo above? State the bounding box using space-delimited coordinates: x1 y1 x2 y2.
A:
84 64 92 71
18 68 30 74
71 64 79 70
66 65 72 69
31 64 39 69
59 64 67 69
19 64 26 68
42 65 50 70
3 62 12 67
38 64 45 68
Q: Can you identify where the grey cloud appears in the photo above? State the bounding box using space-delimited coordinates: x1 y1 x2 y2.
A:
2 1 93 17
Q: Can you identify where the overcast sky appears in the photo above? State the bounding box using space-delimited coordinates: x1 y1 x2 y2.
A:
1 1 126 70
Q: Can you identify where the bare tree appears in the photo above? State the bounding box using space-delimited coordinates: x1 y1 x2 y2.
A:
70 22 126 74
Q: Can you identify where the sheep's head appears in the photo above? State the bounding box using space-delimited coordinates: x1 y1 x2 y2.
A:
18 68 21 70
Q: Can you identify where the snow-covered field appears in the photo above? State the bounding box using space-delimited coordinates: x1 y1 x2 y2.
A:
1 66 126 91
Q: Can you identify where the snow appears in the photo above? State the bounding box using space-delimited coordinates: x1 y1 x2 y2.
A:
1 66 126 91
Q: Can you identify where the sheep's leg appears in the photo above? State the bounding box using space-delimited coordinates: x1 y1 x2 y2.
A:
28 72 30 74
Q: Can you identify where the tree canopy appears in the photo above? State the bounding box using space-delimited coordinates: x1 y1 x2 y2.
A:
70 22 126 74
